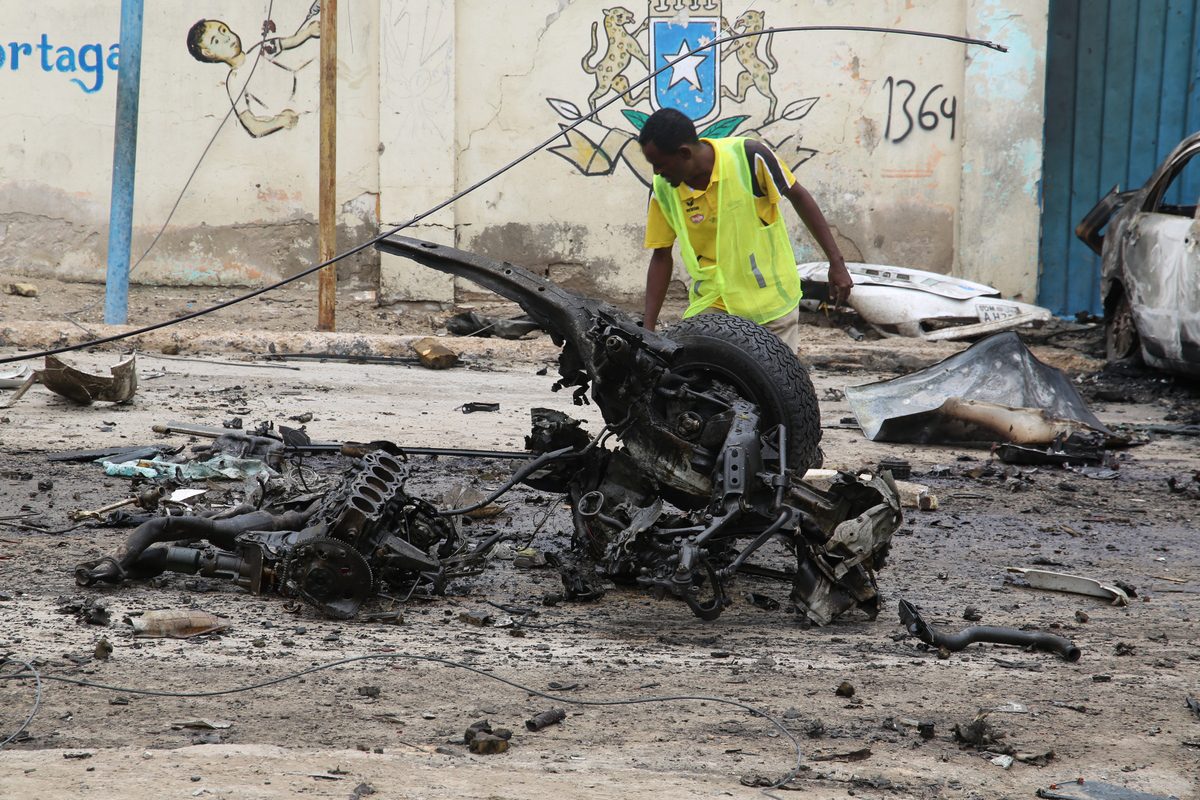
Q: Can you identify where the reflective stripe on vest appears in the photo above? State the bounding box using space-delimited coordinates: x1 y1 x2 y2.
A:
652 137 803 324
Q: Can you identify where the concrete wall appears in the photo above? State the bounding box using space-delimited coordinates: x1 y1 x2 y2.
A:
0 1 379 288
0 0 1049 306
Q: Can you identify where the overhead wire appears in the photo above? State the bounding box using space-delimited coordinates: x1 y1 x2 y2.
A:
1 651 805 788
0 25 1005 367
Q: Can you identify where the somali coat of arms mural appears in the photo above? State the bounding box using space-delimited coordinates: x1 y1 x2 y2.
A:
547 1 819 187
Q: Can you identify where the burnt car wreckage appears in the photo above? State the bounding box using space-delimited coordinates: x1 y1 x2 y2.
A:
77 236 902 625
1076 131 1200 376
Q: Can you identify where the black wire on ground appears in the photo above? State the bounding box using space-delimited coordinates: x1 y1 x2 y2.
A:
0 658 43 748
1 651 805 788
0 25 1005 367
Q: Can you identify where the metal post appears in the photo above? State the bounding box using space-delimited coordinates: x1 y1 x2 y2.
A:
317 0 338 331
103 0 144 325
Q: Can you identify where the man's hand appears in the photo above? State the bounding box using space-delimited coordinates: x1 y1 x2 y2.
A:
828 259 853 307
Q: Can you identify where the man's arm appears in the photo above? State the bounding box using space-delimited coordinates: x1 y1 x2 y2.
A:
643 247 673 331
782 181 853 305
277 19 320 51
236 108 299 138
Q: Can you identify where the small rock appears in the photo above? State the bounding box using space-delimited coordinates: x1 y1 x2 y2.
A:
835 680 855 698
991 754 1014 769
1074 610 1089 623
94 637 113 661
917 721 935 740
357 686 381 699
468 733 509 755
963 606 983 622
5 283 38 297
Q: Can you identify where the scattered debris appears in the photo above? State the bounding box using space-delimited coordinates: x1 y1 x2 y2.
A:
126 610 231 638
1006 568 1131 606
464 719 513 754
5 282 38 297
525 708 566 731
0 364 34 389
952 712 1008 751
94 637 113 660
412 337 460 369
40 354 138 405
445 310 541 339
458 402 500 414
899 600 1081 662
171 719 233 730
990 754 1014 769
810 747 872 762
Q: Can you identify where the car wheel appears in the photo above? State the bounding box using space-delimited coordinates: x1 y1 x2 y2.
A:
667 314 822 474
1105 290 1141 362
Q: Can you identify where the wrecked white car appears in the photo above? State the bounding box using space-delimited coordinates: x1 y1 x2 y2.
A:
1076 132 1200 376
797 261 1051 340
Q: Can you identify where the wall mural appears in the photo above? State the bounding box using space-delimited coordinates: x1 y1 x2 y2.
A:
548 1 818 187
0 34 119 94
186 1 321 138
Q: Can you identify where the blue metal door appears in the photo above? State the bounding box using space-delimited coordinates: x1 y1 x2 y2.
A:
1039 0 1200 315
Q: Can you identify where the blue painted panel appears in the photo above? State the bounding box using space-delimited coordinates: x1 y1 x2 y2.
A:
1039 0 1200 315
1128 0 1167 188
1180 1 1200 205
1064 1 1110 314
1039 0 1081 315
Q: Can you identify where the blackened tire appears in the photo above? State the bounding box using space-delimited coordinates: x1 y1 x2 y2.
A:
1105 289 1142 363
667 314 822 473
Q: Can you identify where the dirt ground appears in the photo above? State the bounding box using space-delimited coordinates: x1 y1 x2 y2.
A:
1 275 1199 800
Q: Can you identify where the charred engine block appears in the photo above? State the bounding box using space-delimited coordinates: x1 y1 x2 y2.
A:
75 450 459 619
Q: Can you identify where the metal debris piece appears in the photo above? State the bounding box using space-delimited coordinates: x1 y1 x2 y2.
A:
127 610 231 638
797 262 1052 339
899 599 1081 662
1006 567 1131 606
525 708 566 731
459 402 500 414
40 354 137 405
0 364 34 388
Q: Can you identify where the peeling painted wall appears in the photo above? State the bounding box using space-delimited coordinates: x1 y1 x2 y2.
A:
383 0 1048 306
0 1 380 288
0 0 1047 306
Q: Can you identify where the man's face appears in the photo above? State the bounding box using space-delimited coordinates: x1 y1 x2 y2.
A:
199 21 243 62
640 141 693 187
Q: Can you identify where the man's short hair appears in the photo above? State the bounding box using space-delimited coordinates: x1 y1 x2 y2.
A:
638 108 699 152
186 19 219 63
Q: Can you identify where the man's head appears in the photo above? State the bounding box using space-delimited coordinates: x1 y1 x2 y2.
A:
638 108 702 187
187 19 243 65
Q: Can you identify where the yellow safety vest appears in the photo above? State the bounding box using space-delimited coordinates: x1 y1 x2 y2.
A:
652 137 803 324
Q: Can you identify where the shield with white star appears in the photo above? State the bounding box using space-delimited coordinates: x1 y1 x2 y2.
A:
648 11 720 123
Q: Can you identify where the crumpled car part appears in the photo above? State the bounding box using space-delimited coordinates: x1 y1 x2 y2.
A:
846 332 1125 447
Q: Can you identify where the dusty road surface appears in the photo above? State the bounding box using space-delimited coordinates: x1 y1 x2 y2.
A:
1 307 1199 800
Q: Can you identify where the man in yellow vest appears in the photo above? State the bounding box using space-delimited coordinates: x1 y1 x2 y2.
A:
639 108 852 350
